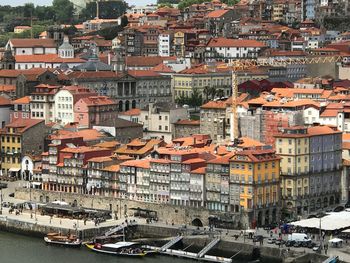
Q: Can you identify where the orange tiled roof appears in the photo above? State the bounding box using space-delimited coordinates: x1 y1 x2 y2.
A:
0 96 11 106
103 164 120 172
0 85 15 92
10 38 56 48
120 159 150 169
207 37 265 48
206 9 229 18
174 119 200 125
119 108 141 116
12 96 31 104
15 54 84 63
201 100 227 109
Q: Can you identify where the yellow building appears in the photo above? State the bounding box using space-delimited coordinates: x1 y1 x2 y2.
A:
173 64 268 101
230 149 281 227
14 26 32 34
274 126 342 218
272 1 286 22
0 119 47 178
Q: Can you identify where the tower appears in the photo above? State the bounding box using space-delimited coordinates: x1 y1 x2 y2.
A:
58 35 74 59
0 45 15 70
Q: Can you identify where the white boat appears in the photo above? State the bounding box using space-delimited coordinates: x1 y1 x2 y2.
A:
44 233 81 247
86 241 157 257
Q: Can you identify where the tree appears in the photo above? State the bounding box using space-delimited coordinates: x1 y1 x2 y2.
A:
216 89 225 99
52 0 75 23
209 86 217 100
203 86 211 102
23 3 35 18
80 1 127 20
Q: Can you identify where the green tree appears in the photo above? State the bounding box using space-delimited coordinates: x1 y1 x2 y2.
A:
52 0 75 23
23 3 35 18
80 1 127 20
216 89 225 99
203 86 211 102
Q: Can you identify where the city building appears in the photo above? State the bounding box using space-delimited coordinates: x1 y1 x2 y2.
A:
229 149 281 227
0 119 49 177
275 125 342 218
140 102 188 143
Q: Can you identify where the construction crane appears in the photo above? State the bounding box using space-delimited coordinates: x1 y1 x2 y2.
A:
228 55 343 142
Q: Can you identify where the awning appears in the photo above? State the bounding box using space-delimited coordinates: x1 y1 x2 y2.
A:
9 168 21 172
31 182 42 186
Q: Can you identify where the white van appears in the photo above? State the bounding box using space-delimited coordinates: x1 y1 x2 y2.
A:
288 233 312 242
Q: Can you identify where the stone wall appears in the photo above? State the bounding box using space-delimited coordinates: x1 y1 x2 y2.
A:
15 188 210 226
173 124 200 139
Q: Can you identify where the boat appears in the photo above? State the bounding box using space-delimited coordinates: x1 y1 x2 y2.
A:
44 232 82 247
85 241 157 257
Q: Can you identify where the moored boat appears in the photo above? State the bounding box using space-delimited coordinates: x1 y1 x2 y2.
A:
85 241 157 257
44 232 82 247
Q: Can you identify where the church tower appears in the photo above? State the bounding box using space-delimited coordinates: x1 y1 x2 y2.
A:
0 45 15 70
58 35 74 59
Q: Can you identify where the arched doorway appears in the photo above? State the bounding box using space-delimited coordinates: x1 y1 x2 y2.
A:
118 101 123 112
132 100 136 109
316 199 321 210
271 208 277 223
265 211 270 225
323 197 328 208
310 200 315 212
125 100 130 111
257 211 263 227
191 218 203 227
303 200 309 213
73 199 78 207
330 196 335 206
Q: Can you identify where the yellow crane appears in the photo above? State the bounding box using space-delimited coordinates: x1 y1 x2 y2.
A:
228 55 343 142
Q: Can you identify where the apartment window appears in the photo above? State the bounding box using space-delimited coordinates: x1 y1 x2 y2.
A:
159 125 162 130
165 126 168 131
288 149 292 154
288 139 292 145
159 116 162 120
288 158 291 163
272 162 276 168
145 115 148 120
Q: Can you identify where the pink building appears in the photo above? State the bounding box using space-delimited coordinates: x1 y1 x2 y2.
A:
74 96 118 128
10 96 31 122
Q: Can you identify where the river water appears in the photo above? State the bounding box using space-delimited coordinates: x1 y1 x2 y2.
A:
0 232 248 263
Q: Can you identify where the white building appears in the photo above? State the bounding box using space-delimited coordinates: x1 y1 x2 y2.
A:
53 85 95 125
6 38 57 56
205 38 265 60
140 102 188 143
127 4 157 14
158 33 173 57
30 84 60 124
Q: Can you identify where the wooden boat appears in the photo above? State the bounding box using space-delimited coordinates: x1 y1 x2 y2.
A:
44 232 82 247
85 241 157 257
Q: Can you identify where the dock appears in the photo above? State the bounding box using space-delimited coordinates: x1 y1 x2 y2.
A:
145 236 233 263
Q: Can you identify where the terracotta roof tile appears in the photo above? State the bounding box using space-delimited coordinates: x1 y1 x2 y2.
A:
0 96 11 106
174 119 200 125
206 9 229 18
10 38 56 48
201 100 227 109
12 96 31 104
119 108 141 116
207 37 265 48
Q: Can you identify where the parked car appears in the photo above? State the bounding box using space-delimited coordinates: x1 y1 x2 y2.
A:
293 241 302 247
253 235 264 243
8 193 14 197
285 240 295 247
308 242 317 249
267 238 276 244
